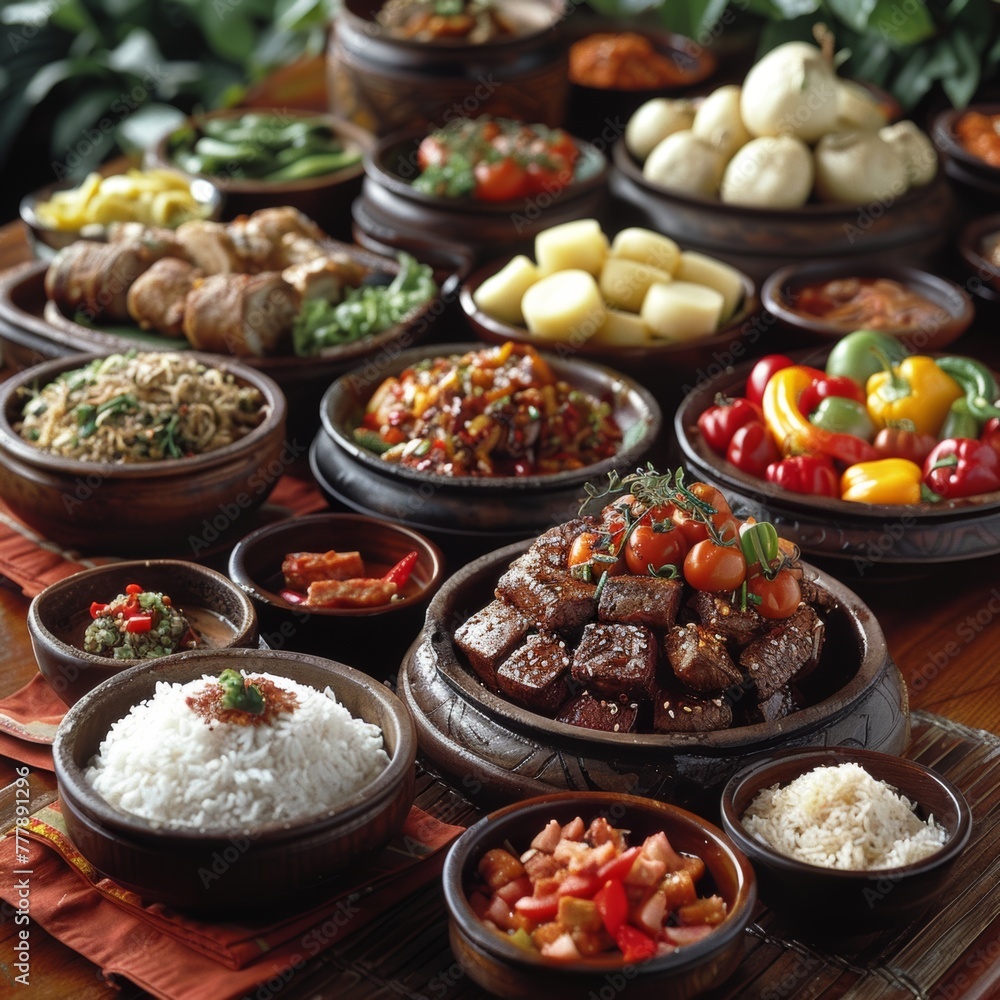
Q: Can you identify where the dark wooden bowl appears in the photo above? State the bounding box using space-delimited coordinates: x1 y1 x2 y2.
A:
398 540 909 811
565 25 716 146
0 351 287 556
28 560 258 707
610 139 956 285
760 261 974 353
443 791 755 999
673 349 1000 567
328 0 570 137
355 126 609 263
19 173 221 260
461 252 765 411
720 746 972 936
53 647 417 912
930 104 1000 193
227 513 444 671
312 342 661 539
957 213 1000 301
145 108 373 240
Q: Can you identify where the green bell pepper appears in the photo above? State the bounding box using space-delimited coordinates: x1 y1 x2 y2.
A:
939 397 981 440
825 329 910 385
808 396 876 440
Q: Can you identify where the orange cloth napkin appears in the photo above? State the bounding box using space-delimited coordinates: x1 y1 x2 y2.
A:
0 800 465 1000
0 472 328 598
0 673 64 756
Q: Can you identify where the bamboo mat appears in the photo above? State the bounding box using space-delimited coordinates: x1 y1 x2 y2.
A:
304 711 1000 1000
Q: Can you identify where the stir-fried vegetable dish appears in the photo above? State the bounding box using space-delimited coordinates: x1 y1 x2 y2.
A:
84 584 197 659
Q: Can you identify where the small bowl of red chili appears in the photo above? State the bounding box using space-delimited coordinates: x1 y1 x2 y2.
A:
761 261 974 353
355 116 609 263
442 791 755 998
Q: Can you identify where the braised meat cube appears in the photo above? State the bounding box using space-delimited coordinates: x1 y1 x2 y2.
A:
598 576 682 630
799 576 837 612
689 590 764 647
653 691 733 733
740 686 798 725
495 556 597 632
664 623 742 693
739 604 825 699
454 599 533 687
556 692 639 734
571 623 657 701
530 517 596 571
496 633 572 715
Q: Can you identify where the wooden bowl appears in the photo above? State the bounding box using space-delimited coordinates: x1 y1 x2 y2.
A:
443 791 755 999
610 139 956 285
398 540 909 811
145 108 373 240
355 126 609 262
0 351 287 556
19 172 221 260
760 261 974 353
312 342 661 540
673 349 1000 568
227 513 444 670
930 103 1000 193
720 747 972 936
53 647 417 911
565 26 716 145
461 252 764 411
28 560 258 707
328 0 570 137
956 213 1000 301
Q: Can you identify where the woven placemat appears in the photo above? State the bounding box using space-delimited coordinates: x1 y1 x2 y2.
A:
304 711 1000 999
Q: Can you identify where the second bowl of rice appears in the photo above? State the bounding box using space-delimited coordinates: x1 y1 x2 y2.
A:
53 647 417 910
720 746 972 935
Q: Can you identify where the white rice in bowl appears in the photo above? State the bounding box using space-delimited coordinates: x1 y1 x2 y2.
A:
742 762 948 871
84 671 391 831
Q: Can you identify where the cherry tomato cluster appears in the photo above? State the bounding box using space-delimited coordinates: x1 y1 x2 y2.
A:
696 394 780 478
571 475 802 619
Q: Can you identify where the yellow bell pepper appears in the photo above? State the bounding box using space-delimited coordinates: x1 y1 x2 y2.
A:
865 356 963 436
840 458 924 504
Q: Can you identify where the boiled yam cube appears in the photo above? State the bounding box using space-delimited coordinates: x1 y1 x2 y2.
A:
495 632 572 715
571 623 657 701
609 228 680 274
641 281 724 341
454 599 533 687
598 257 673 313
535 219 608 276
521 270 606 342
472 254 540 326
556 692 639 733
590 308 651 347
676 251 744 321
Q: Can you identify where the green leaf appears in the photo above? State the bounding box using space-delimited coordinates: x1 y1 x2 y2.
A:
651 0 728 39
116 102 187 155
828 0 878 33
196 4 257 64
106 27 163 77
865 0 936 46
48 0 96 34
888 44 939 111
51 86 118 156
941 32 981 107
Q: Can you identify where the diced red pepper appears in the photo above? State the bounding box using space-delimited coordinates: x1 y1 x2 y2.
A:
123 615 152 633
513 893 559 922
726 420 781 477
696 395 764 455
383 550 419 587
798 374 866 417
594 879 628 936
89 602 108 619
746 354 794 407
125 583 143 595
923 438 1000 499
556 874 601 899
613 923 657 964
766 455 840 498
596 845 641 882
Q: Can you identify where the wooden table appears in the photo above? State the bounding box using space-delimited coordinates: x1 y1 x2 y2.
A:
1 215 999 998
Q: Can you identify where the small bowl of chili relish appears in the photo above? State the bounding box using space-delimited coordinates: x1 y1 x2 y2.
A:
761 260 973 354
355 117 609 264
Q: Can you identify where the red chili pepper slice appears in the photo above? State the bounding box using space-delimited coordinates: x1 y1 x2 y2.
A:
383 550 419 587
125 583 143 595
123 615 153 633
279 589 307 605
89 602 108 619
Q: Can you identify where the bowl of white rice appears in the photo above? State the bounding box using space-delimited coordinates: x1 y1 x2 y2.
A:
53 647 417 911
720 747 972 935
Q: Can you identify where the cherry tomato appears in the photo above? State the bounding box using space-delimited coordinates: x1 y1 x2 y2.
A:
726 421 781 477
474 158 529 201
417 136 447 170
696 397 764 454
671 484 737 545
683 539 747 592
746 354 794 407
624 522 689 575
748 568 802 619
568 531 623 580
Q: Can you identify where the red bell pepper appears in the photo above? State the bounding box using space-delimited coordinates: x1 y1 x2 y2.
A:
798 374 866 417
923 438 1000 499
614 924 657 964
125 583 143 595
696 395 764 455
513 893 559 922
123 615 153 633
766 455 840 498
746 354 794 407
596 845 641 882
383 550 419 587
726 421 781 477
982 417 1000 458
594 879 628 935
90 601 108 619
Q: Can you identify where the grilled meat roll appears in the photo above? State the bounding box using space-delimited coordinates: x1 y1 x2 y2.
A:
126 257 203 337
